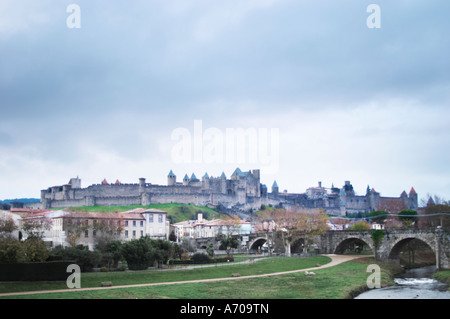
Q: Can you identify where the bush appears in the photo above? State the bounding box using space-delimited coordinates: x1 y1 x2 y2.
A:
349 220 370 230
0 238 51 263
0 261 74 281
22 238 49 262
49 245 102 272
191 252 211 264
0 238 25 263
121 237 153 270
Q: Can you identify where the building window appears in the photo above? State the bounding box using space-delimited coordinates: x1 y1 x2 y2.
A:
125 221 129 227
125 230 128 238
158 214 163 223
133 220 136 227
140 230 143 237
149 214 154 223
132 230 136 238
140 221 144 227
93 230 96 238
84 230 89 238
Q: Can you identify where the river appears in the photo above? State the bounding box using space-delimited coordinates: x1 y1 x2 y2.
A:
355 265 450 299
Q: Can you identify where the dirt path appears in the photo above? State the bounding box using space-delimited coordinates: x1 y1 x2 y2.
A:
0 254 370 297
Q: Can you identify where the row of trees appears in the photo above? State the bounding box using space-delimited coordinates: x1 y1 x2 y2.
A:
0 215 52 263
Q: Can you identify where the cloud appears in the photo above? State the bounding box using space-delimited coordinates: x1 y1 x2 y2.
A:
0 1 449 199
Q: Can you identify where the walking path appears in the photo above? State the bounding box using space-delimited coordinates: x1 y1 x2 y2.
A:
0 254 369 297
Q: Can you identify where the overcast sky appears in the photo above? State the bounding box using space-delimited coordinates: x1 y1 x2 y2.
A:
0 0 449 201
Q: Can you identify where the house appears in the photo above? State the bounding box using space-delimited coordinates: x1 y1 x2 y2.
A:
19 208 170 250
171 213 252 241
121 208 169 241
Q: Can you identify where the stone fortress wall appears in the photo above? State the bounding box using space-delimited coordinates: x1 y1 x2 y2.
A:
41 168 418 216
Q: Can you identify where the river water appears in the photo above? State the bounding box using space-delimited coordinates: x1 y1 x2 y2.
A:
355 265 450 299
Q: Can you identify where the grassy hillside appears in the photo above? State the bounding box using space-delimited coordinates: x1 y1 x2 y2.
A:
60 203 226 223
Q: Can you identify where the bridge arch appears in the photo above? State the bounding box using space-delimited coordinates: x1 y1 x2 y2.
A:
320 229 449 269
249 237 267 251
334 237 374 255
386 236 436 265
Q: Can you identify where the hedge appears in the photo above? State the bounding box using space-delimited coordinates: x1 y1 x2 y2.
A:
0 261 75 281
169 256 234 265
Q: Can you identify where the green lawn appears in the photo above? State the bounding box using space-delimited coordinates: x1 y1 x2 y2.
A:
0 256 402 299
56 203 226 223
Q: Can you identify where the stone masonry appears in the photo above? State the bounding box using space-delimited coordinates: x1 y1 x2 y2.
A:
40 168 418 216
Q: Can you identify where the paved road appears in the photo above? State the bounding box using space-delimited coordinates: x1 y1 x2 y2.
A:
0 254 370 297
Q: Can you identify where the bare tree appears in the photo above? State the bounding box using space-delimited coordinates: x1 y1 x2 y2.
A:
64 212 124 248
21 217 52 240
0 215 18 238
255 209 277 255
64 212 91 248
269 207 328 256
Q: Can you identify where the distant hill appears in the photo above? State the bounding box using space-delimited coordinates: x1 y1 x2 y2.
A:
0 198 40 204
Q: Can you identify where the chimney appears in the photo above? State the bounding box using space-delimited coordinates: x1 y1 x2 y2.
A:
197 213 203 222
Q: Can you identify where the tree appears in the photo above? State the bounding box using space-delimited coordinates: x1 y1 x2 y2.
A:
269 208 328 256
368 210 388 225
64 213 91 248
421 195 450 229
121 237 153 270
21 217 52 240
206 242 215 258
49 245 102 272
22 238 49 262
121 237 177 270
64 212 124 248
169 230 177 242
217 234 238 258
255 209 276 255
92 214 124 251
349 220 371 230
398 209 418 228
102 240 123 269
0 238 25 263
0 215 18 238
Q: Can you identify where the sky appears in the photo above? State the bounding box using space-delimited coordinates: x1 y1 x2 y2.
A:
0 0 449 202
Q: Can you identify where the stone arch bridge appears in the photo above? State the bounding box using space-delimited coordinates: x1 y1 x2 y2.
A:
195 228 449 269
318 228 449 269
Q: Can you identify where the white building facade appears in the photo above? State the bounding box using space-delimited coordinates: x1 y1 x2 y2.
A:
18 208 170 250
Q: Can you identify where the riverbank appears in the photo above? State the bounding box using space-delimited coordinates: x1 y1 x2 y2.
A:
433 269 450 287
355 265 450 299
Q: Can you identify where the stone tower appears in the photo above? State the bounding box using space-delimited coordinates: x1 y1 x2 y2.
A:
272 181 279 195
408 187 418 210
168 170 176 186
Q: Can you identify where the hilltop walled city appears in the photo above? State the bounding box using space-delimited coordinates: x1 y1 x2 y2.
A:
0 168 420 251
39 168 418 216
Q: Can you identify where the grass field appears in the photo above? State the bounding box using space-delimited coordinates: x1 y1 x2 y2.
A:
57 203 226 223
0 256 402 299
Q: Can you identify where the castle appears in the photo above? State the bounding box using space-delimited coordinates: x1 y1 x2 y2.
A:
40 168 418 216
